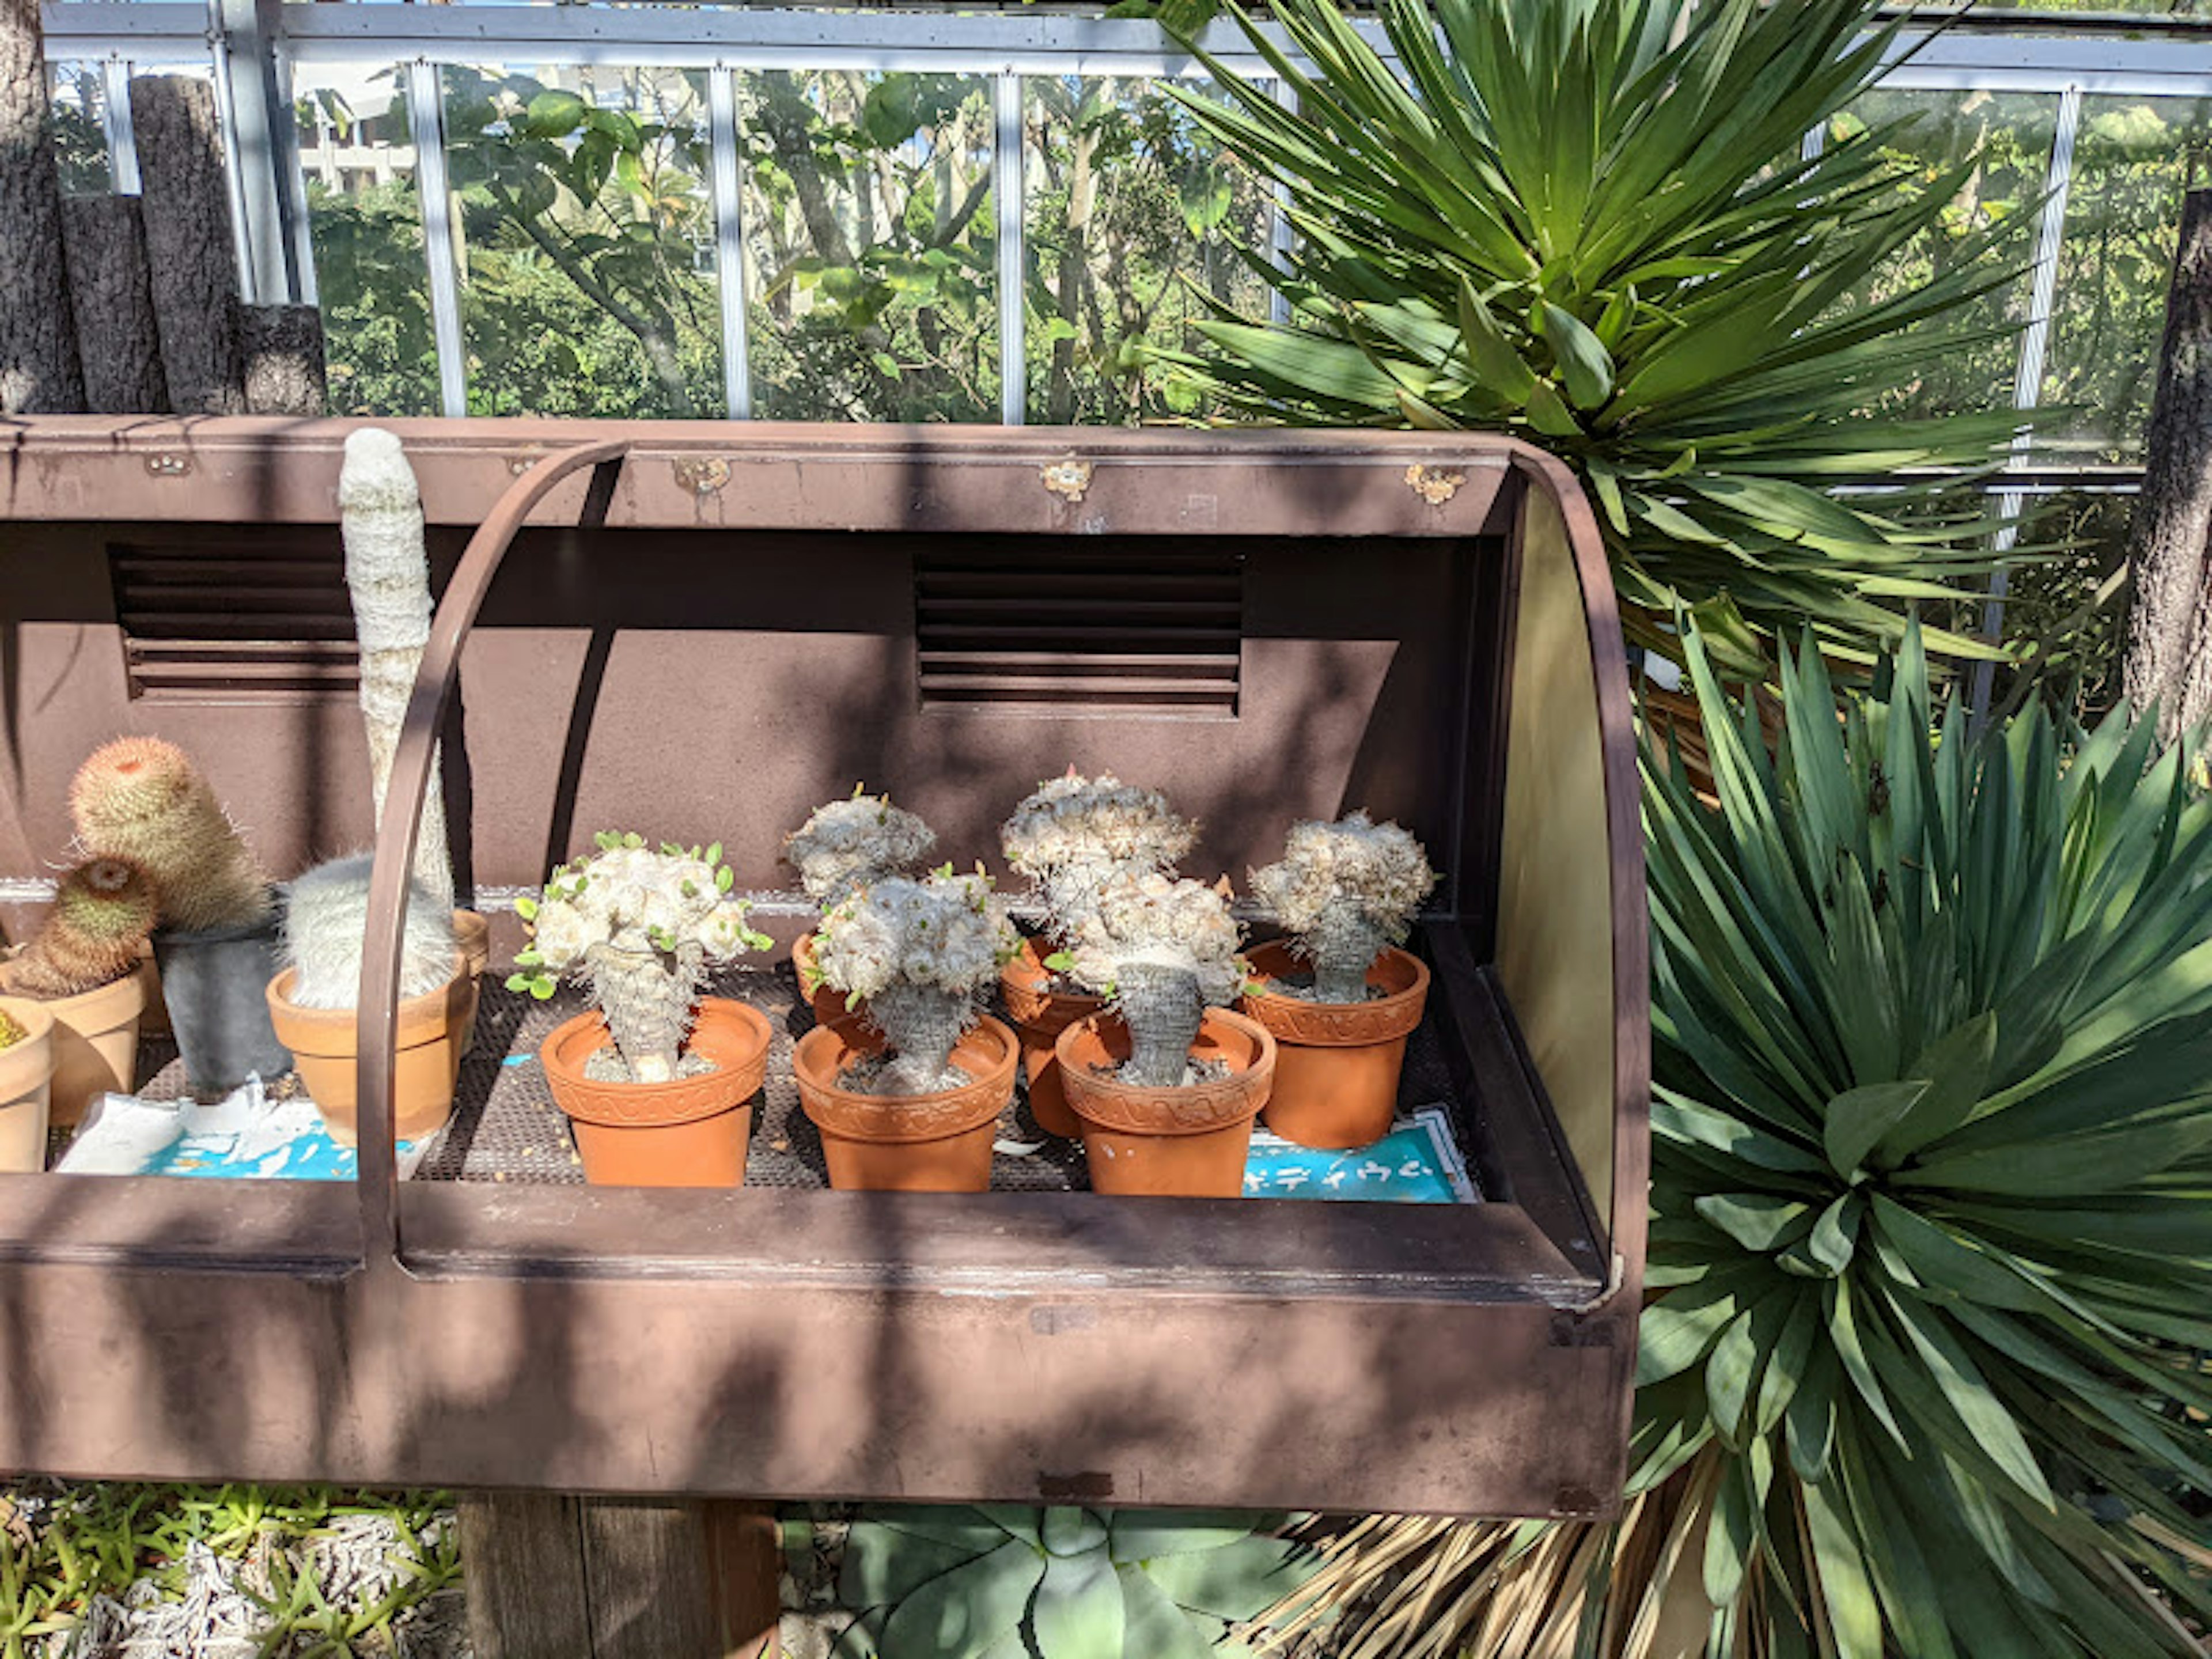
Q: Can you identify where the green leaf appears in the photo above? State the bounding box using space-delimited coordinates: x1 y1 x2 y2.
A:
1029 1548 1123 1659
1539 301 1615 409
1807 1193 1862 1275
1822 1081 1927 1181
1107 1512 1278 1560
879 1537 1043 1659
839 1522 982 1608
1113 1565 1215 1659
514 895 539 921
1136 1535 1304 1621
1039 1508 1108 1560
1877 1287 2055 1511
1694 1192 1813 1253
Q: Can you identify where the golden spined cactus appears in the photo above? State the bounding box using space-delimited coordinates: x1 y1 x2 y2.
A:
68 737 274 933
4 858 157 998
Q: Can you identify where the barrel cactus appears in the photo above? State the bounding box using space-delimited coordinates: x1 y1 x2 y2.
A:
2 858 157 999
509 834 768 1083
1248 814 1435 1003
68 736 273 932
281 854 457 1011
1001 772 1196 945
783 790 939 910
813 870 1018 1094
1065 870 1243 1088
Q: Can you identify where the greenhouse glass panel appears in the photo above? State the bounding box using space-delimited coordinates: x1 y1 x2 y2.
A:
1022 76 1273 425
294 66 441 418
440 65 724 419
2040 96 2212 463
1987 490 2134 717
48 62 110 196
737 70 998 423
1826 88 2058 421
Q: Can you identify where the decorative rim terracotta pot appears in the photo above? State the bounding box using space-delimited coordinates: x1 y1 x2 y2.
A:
793 1014 1017 1192
1055 1009 1277 1198
0 946 147 1130
999 937 1104 1138
0 997 56 1173
268 956 478 1146
789 931 851 1026
542 997 771 1188
1239 940 1431 1150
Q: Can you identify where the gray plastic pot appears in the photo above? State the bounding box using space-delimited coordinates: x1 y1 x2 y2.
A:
151 910 293 1094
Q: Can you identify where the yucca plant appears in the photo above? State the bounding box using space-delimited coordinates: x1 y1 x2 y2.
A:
1166 0 2036 664
1272 626 2212 1657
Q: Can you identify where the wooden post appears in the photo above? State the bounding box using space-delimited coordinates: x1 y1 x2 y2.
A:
0 0 86 412
241 302 327 415
459 1495 781 1659
2123 187 2212 740
128 75 248 415
60 195 169 413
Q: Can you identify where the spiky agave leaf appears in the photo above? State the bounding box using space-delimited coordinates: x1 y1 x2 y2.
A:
1163 0 2042 665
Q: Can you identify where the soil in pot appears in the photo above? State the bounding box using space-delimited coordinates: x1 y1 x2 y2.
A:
793 1015 1017 1192
0 998 55 1173
1056 1009 1277 1198
154 912 293 1094
999 937 1104 1139
1239 940 1431 1150
789 931 851 1026
267 956 478 1146
542 997 772 1187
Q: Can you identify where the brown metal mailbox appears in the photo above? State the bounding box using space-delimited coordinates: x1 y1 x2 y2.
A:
0 419 1645 1520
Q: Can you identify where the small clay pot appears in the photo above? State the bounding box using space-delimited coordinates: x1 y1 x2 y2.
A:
1056 1009 1277 1198
1239 941 1431 1150
543 997 771 1188
154 912 292 1093
789 931 850 1026
0 997 55 1173
999 938 1104 1139
793 1015 1017 1192
6 961 146 1130
267 957 478 1146
134 941 170 1038
452 908 491 1055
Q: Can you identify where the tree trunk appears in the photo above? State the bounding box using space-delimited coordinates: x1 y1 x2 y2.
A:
2123 187 2212 739
129 75 247 415
0 0 86 412
240 302 327 415
60 195 169 412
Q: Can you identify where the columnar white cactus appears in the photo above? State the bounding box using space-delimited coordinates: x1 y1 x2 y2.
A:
1065 870 1243 1088
782 790 938 910
813 870 1017 1094
1001 771 1196 942
1249 813 1436 1003
282 854 456 1010
338 427 452 912
509 833 768 1083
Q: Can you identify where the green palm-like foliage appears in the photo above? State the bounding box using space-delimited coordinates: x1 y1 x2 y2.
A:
1637 628 2212 1654
1167 0 2036 663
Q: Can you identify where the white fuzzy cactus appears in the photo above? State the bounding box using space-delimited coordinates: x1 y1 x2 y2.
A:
1001 771 1196 941
509 832 768 1083
338 427 453 912
782 790 938 910
1249 813 1436 1003
281 854 457 1010
1065 870 1243 1088
814 870 1017 1094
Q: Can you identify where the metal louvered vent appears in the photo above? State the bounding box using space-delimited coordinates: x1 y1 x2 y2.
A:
108 536 358 702
915 546 1242 717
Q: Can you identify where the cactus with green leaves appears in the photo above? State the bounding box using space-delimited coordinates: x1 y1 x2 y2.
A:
509 834 768 1083
1249 814 1435 1003
4 858 157 999
782 788 938 910
281 854 456 1011
68 737 273 933
813 869 1017 1094
1065 869 1243 1087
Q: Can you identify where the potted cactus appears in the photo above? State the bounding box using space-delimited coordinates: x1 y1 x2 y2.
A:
792 870 1021 1191
1053 870 1276 1197
265 855 476 1145
0 858 156 1128
1243 815 1437 1149
781 789 938 1024
998 771 1196 1137
514 834 773 1187
0 1000 55 1173
69 737 290 1094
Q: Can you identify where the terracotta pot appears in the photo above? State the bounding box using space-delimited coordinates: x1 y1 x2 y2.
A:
0 997 55 1173
453 908 491 1055
30 967 146 1131
542 997 771 1187
790 931 850 1025
999 938 1104 1138
1239 941 1431 1150
1056 1009 1277 1198
793 1014 1017 1192
267 957 478 1146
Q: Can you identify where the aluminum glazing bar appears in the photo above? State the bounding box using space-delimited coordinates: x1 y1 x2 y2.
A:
709 65 751 419
406 58 469 419
995 71 1024 427
99 55 139 194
